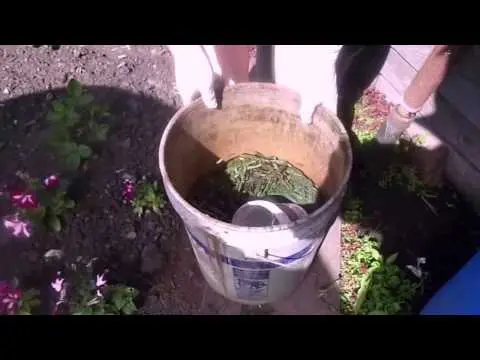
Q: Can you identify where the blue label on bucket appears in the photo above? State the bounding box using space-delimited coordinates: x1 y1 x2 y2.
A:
232 268 270 299
186 228 315 270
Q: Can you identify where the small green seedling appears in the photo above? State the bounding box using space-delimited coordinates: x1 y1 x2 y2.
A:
378 164 427 195
42 188 76 233
17 289 42 315
71 284 139 315
378 164 439 215
411 134 427 147
132 180 166 217
104 285 139 315
46 79 110 172
343 197 363 224
353 129 377 145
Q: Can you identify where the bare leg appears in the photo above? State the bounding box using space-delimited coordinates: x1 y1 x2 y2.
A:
214 45 251 83
377 45 455 144
403 45 451 111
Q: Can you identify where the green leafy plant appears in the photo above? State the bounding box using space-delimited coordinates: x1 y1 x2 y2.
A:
10 172 75 233
378 164 425 194
354 129 376 145
412 134 426 147
378 164 439 215
343 235 421 315
70 283 138 315
53 257 138 315
0 280 41 315
1 257 138 315
343 197 363 223
17 289 42 315
46 79 110 172
131 180 166 217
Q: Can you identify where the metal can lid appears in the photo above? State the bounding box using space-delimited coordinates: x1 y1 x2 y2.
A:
231 200 308 227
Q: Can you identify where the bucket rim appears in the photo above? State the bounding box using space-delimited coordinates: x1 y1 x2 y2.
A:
158 82 352 233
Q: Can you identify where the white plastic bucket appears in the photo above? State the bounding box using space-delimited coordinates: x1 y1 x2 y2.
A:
159 83 352 305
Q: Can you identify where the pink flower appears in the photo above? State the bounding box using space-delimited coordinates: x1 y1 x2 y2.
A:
3 215 32 238
43 175 60 190
96 273 107 288
51 277 65 293
10 191 39 209
51 274 67 315
122 180 136 203
0 281 22 315
95 272 107 297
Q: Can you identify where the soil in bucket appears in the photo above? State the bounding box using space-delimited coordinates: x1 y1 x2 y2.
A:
187 152 326 223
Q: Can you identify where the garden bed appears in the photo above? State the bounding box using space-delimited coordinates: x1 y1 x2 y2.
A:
0 45 183 313
340 88 479 314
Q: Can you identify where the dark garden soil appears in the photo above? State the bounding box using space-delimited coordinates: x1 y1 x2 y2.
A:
0 45 478 315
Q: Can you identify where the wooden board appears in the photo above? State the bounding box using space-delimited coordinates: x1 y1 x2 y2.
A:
371 73 401 104
391 45 434 70
447 46 480 86
417 94 480 172
379 47 417 94
439 72 480 133
446 149 480 214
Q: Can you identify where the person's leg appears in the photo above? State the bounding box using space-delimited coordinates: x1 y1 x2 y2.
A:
214 45 251 84
403 45 451 110
377 45 458 144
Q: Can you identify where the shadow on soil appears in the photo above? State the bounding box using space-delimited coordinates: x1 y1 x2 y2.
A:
336 45 480 313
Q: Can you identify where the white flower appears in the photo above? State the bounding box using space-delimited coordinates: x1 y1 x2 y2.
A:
406 257 427 279
406 265 423 279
